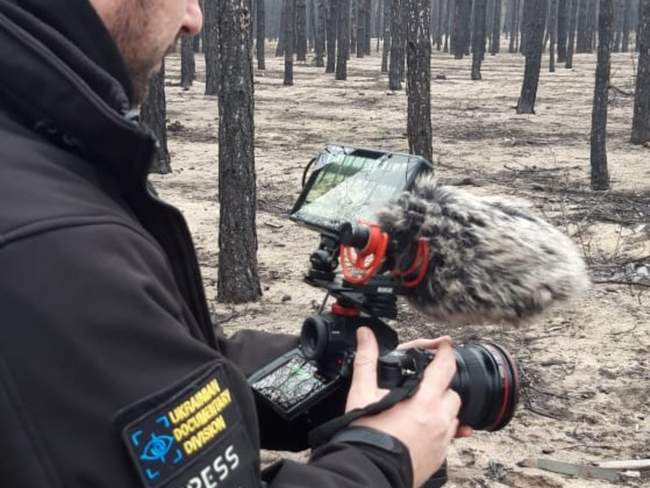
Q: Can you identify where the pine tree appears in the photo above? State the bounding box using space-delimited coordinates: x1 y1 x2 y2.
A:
590 0 614 190
141 61 171 174
217 0 262 302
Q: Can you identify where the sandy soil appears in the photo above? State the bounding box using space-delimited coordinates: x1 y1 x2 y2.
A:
154 42 649 487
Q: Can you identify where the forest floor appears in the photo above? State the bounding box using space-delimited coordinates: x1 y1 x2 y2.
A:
155 42 649 487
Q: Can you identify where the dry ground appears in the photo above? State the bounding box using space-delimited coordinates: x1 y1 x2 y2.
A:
154 41 649 487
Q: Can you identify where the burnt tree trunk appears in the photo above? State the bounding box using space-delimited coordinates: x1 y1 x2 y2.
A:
204 0 220 95
442 0 456 53
284 0 295 84
576 0 591 52
217 0 262 303
382 0 392 71
590 0 613 190
389 0 403 89
365 0 372 54
472 0 487 79
436 0 446 50
631 0 650 144
181 35 196 89
519 0 531 53
452 0 472 58
142 61 171 174
375 0 384 53
257 0 267 69
308 0 316 51
612 0 623 52
509 0 520 52
557 0 569 61
296 0 308 60
549 0 558 71
400 0 407 80
276 0 287 56
566 0 579 67
622 0 633 50
336 0 351 79
326 0 338 72
315 0 327 66
517 0 548 113
357 0 367 56
406 0 433 162
351 0 358 54
490 0 502 53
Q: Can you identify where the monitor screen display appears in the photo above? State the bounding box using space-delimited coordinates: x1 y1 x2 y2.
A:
291 145 428 233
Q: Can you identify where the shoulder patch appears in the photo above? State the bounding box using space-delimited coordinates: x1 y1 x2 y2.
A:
119 364 260 488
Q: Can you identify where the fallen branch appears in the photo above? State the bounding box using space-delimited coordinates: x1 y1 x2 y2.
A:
597 459 650 471
609 84 634 97
593 279 650 288
610 323 639 336
524 403 565 421
519 458 621 482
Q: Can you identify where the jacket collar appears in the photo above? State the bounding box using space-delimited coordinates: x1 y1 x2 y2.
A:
0 0 155 191
7 0 134 105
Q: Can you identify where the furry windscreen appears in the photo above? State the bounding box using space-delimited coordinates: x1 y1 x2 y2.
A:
377 176 590 325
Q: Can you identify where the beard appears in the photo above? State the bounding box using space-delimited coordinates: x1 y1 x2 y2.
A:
108 2 174 106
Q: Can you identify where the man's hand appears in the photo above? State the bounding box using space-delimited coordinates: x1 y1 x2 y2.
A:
345 328 472 488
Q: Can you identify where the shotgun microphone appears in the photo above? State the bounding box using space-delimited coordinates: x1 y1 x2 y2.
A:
364 176 590 325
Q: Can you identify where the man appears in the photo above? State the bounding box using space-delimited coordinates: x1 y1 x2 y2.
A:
0 1 468 487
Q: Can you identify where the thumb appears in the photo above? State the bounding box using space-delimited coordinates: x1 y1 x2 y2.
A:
349 327 380 401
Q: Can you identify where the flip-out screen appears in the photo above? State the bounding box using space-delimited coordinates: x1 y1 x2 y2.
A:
290 145 430 234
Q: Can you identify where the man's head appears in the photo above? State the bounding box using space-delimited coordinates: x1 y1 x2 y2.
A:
89 0 202 105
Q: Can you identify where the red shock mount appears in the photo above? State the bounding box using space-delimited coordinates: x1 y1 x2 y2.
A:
339 223 430 288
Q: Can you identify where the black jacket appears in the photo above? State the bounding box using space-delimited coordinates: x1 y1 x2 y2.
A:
0 1 413 487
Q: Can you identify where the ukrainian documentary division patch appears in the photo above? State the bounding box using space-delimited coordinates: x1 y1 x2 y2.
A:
119 364 259 488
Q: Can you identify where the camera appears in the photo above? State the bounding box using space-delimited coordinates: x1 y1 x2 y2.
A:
249 144 520 433
302 317 519 431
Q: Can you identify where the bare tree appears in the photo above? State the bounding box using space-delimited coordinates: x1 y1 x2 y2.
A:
406 0 433 162
204 0 220 95
566 0 579 67
357 0 368 57
336 0 351 79
296 0 308 60
452 0 472 58
490 0 502 54
472 0 488 79
284 0 296 85
141 60 171 174
631 0 650 144
181 35 196 89
327 0 338 72
315 0 327 66
557 0 569 61
382 0 392 71
436 0 446 50
276 0 288 55
389 0 403 88
509 0 521 52
444 0 453 52
217 0 262 303
621 0 633 51
590 0 614 190
549 0 558 72
257 0 267 69
516 0 548 113
576 0 592 52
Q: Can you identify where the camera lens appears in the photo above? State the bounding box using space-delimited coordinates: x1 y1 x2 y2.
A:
300 316 329 360
451 343 520 431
